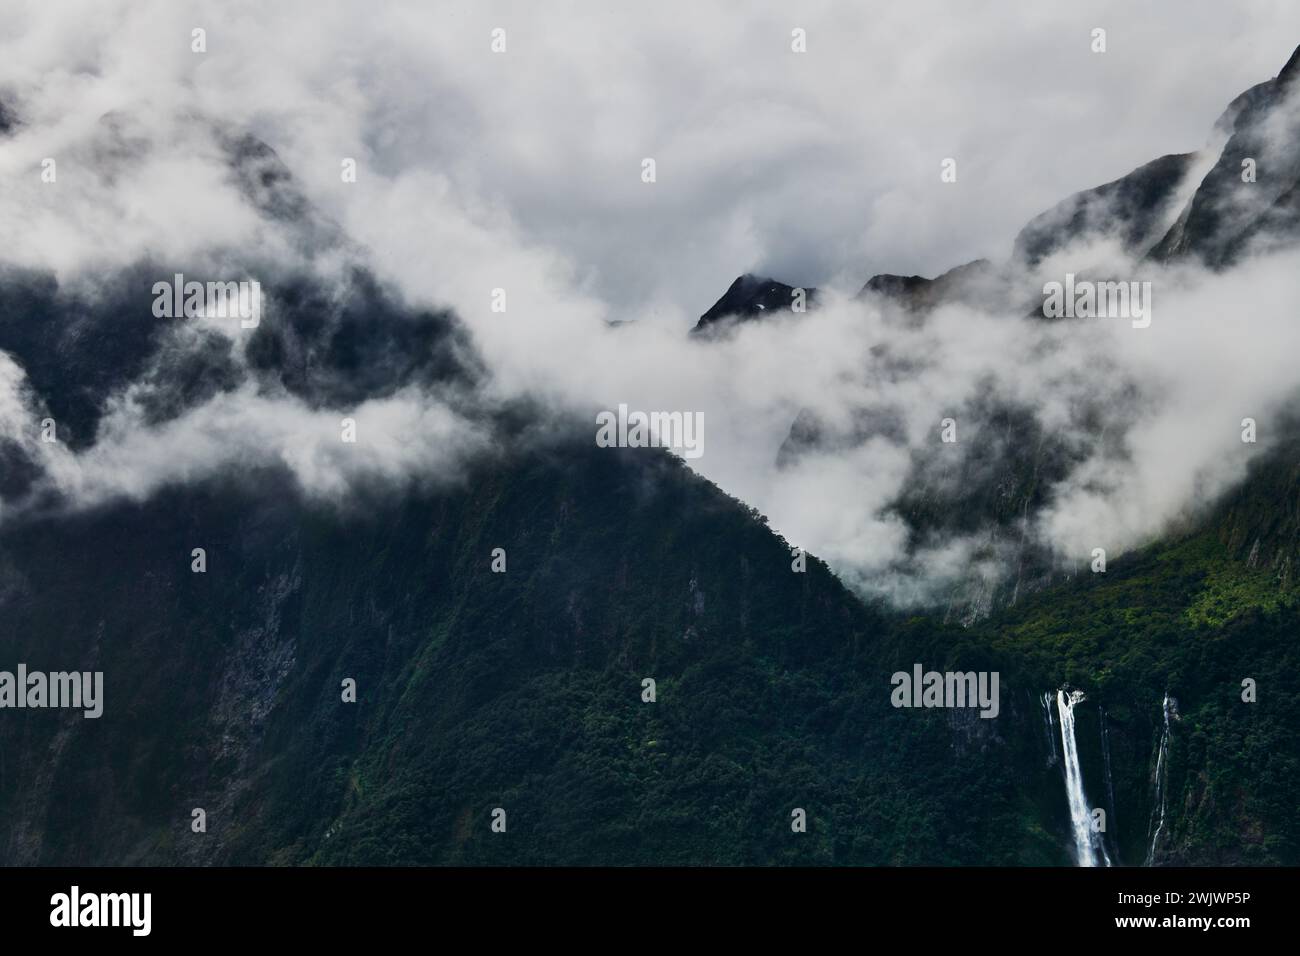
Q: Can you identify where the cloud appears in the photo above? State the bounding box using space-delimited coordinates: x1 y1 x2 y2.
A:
6 1 1299 311
3 2 1300 609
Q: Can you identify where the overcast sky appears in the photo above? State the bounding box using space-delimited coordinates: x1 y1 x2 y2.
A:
3 0 1299 321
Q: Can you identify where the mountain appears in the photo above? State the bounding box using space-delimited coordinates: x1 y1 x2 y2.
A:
4 426 1295 865
761 45 1300 620
5 423 1295 865
2 49 1300 868
707 44 1300 319
1149 44 1300 265
856 259 996 313
1014 45 1300 272
1012 153 1198 267
692 274 816 334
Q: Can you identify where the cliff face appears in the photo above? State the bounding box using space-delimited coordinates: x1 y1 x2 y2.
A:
1013 153 1199 267
1150 45 1300 266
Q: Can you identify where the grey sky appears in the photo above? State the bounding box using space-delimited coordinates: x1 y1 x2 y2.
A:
3 1 1298 321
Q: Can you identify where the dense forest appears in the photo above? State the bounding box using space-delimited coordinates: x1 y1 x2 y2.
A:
1 435 1295 865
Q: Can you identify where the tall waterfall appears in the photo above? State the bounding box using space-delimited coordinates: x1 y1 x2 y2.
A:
1145 694 1172 866
1054 689 1110 867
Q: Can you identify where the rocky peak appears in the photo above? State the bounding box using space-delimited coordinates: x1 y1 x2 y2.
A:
692 273 816 334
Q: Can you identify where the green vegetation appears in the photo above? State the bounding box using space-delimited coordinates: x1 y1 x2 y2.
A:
0 442 1296 866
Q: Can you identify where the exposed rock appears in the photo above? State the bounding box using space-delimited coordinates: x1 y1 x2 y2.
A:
692 273 816 334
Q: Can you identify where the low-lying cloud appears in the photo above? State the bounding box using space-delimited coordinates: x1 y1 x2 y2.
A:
3 1 1300 611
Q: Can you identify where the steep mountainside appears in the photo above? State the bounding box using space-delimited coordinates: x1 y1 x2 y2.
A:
3 434 1294 864
1 49 1298 868
763 45 1300 621
693 274 817 334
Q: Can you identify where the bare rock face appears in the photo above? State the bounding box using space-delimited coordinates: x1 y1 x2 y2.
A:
1149 44 1300 267
1013 154 1199 267
692 273 816 334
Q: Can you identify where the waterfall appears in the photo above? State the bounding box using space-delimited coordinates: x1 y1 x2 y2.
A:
1100 706 1118 863
1054 689 1110 867
1145 694 1172 866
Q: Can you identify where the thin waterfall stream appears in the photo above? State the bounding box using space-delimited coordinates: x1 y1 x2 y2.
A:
1145 694 1173 866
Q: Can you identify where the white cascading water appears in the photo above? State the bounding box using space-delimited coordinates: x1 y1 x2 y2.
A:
1054 689 1111 867
1145 694 1172 866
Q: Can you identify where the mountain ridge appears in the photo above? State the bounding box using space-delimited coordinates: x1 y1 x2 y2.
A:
2 46 1299 868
